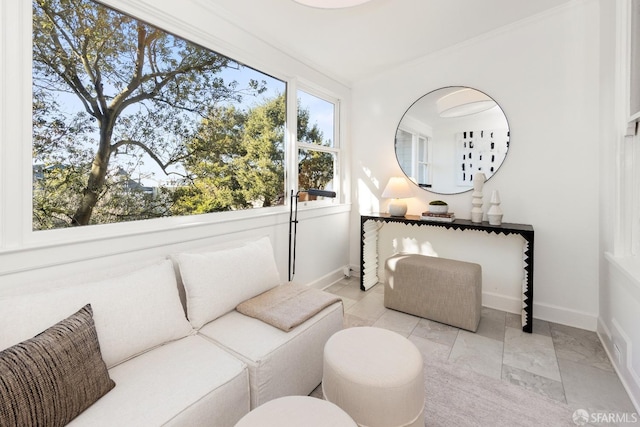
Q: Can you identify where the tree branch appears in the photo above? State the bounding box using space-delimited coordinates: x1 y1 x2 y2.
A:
111 139 187 175
37 1 102 118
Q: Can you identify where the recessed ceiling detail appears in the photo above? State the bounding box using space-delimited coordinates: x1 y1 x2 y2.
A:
292 0 372 9
437 88 497 118
205 0 575 83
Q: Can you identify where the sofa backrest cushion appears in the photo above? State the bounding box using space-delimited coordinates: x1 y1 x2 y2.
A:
175 236 281 329
0 259 193 368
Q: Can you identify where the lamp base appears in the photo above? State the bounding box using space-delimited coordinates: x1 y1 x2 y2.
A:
388 200 407 217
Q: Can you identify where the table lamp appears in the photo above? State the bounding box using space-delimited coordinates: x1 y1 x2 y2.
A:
381 177 412 217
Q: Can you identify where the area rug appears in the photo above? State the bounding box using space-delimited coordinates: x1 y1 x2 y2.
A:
311 358 578 426
423 358 576 427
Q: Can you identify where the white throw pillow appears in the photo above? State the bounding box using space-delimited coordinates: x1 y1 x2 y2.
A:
0 260 193 368
175 236 281 329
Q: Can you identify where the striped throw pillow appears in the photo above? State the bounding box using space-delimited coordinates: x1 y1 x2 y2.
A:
0 304 115 427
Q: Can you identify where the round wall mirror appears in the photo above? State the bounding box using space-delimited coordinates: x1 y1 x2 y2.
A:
395 86 509 195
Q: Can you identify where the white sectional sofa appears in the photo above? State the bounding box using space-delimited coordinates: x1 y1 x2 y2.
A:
0 237 343 427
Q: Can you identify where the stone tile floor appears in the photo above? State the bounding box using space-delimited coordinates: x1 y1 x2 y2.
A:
324 277 638 423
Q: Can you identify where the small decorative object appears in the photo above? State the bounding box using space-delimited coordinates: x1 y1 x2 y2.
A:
428 200 448 214
423 200 454 222
420 210 455 223
487 190 503 225
382 177 413 217
470 172 486 223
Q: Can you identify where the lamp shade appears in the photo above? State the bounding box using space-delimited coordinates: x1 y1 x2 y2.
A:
437 88 496 118
382 177 412 217
382 177 413 199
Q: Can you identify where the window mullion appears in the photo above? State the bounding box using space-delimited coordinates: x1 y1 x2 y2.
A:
286 79 299 198
2 0 30 249
297 142 337 154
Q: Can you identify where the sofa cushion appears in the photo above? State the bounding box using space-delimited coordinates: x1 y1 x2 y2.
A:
67 335 250 427
0 304 115 427
198 302 343 409
175 236 280 328
0 260 193 368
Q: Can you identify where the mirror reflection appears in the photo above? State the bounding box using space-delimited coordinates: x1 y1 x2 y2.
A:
395 87 509 195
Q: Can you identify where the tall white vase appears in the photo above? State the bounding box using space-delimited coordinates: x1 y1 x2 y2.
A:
487 190 504 225
470 173 485 223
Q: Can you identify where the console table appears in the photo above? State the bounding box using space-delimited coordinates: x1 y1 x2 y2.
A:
360 214 534 333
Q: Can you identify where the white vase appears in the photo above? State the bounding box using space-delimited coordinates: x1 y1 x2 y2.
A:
471 199 483 223
487 190 503 225
472 173 486 191
470 173 486 223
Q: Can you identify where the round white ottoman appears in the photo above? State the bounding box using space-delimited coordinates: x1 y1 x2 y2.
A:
322 327 425 427
234 395 357 427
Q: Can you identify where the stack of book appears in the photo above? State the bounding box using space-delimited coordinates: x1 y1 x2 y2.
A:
420 211 456 223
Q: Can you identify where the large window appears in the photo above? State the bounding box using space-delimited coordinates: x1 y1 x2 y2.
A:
31 0 338 230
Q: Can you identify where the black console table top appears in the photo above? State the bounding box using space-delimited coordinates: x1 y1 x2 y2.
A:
362 214 533 235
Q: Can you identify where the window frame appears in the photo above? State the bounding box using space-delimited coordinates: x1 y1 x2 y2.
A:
415 134 431 187
617 0 640 258
396 125 432 188
294 84 341 205
0 0 346 251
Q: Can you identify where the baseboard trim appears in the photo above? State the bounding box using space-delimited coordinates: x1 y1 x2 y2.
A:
482 292 521 314
306 267 347 290
533 301 597 331
597 318 640 413
327 269 600 331
482 293 598 331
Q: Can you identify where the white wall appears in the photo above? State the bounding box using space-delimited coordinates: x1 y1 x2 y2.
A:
598 0 640 410
600 257 640 410
0 0 351 293
350 0 601 330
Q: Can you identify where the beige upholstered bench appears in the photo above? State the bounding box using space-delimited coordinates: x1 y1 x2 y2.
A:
384 253 482 332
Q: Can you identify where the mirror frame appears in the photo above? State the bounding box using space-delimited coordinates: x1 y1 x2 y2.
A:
394 86 510 195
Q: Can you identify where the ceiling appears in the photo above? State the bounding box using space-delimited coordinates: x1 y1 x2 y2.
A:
203 0 573 84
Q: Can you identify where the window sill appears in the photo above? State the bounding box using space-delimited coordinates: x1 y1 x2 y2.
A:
0 202 352 278
7 203 352 257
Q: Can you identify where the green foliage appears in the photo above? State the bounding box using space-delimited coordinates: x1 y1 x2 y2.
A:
237 96 286 207
171 104 251 213
33 162 174 229
32 0 266 227
170 94 334 215
32 0 334 228
33 164 87 229
298 150 334 191
171 96 286 213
